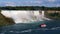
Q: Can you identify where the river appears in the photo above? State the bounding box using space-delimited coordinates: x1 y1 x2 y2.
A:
1 10 60 34
0 20 60 34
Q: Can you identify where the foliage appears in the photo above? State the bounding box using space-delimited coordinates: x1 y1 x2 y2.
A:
0 6 60 10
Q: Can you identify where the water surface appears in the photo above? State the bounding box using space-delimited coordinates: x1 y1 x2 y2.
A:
0 20 60 34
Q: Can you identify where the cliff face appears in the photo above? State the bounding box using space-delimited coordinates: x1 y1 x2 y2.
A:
45 11 60 19
0 11 15 27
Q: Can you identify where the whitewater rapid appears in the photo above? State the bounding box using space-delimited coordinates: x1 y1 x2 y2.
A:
1 10 51 23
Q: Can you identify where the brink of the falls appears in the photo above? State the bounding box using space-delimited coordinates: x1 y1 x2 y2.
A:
1 10 50 23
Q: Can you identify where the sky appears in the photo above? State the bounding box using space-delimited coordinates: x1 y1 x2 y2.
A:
0 0 60 7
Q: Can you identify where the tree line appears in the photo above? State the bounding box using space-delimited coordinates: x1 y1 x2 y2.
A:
0 6 60 11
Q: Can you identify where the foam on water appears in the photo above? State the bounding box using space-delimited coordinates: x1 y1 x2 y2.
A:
1 27 60 34
1 10 51 23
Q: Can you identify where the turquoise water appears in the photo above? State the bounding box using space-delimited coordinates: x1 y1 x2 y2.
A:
0 20 60 34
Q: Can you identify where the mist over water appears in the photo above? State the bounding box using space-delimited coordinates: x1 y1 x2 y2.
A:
1 10 60 34
1 10 51 23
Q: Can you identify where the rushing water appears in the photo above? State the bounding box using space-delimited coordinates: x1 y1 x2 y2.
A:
1 10 60 34
0 20 60 34
1 10 46 23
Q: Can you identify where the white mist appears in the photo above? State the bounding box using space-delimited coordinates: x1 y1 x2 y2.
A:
1 10 50 23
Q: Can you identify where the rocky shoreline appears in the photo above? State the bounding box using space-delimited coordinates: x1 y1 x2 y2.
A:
0 11 15 27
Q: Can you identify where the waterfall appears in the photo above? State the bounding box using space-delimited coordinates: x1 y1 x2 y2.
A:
1 10 51 23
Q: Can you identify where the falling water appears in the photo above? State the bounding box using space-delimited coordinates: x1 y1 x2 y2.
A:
1 10 50 23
